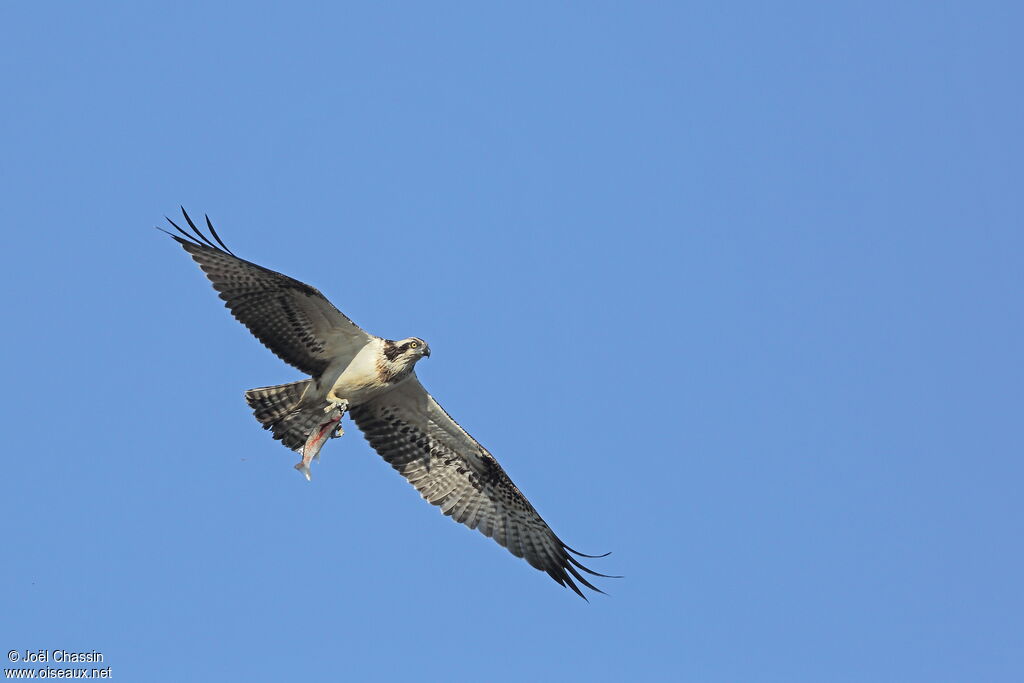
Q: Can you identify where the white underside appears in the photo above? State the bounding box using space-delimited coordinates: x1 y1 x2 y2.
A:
309 338 409 409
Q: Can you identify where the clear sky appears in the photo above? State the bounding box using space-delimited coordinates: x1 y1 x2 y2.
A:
2 2 1021 682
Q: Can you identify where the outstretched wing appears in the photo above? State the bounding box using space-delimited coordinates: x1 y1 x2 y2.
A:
162 209 373 376
349 376 615 598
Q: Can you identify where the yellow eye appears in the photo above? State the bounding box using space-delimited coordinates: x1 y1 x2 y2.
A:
410 341 419 349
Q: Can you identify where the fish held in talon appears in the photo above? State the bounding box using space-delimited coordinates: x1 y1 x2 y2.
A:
295 409 343 481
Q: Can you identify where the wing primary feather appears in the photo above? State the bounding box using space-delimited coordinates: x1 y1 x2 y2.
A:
566 553 622 578
155 225 184 241
550 569 588 601
564 563 606 596
165 216 198 243
563 544 612 559
179 206 221 251
204 213 236 255
180 206 199 232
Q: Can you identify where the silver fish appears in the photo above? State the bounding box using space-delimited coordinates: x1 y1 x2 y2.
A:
295 407 345 481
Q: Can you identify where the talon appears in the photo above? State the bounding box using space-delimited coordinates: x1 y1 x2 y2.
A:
324 397 350 414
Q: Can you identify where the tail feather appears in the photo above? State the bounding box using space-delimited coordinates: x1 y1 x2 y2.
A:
245 380 323 450
245 380 312 423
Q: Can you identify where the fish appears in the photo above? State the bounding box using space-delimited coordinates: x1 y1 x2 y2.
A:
295 407 345 481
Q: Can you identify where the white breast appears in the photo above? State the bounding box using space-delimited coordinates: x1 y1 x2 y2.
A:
325 339 392 406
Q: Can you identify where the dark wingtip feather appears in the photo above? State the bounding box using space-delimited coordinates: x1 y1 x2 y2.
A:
204 213 235 255
179 206 220 250
165 216 199 244
155 225 182 239
541 543 618 599
550 568 589 601
156 225 195 250
565 562 606 596
161 209 235 257
543 539 621 598
563 544 612 559
566 553 623 579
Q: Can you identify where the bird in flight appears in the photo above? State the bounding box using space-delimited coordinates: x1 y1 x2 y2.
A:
161 209 615 598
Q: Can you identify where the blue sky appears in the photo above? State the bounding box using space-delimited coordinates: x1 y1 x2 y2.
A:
2 2 1021 681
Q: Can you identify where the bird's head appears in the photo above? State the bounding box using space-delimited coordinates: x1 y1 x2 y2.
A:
402 337 431 360
382 337 431 372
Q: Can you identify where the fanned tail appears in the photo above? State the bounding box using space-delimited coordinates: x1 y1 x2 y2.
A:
244 380 324 450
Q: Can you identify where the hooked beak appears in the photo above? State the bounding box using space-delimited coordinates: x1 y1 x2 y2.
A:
423 346 431 358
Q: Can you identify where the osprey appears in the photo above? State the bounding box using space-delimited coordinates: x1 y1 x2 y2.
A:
162 209 614 598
